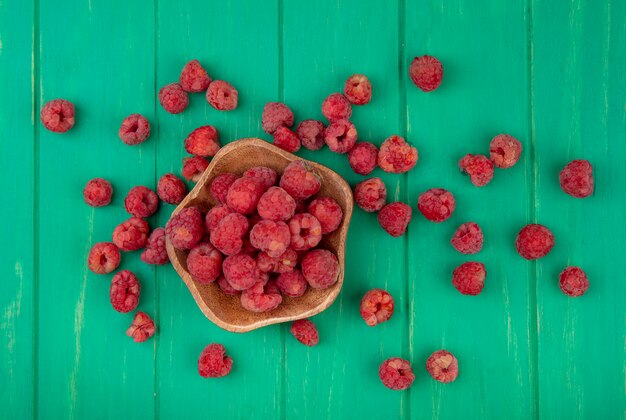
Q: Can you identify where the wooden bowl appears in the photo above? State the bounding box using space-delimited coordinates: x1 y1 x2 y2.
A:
166 138 353 333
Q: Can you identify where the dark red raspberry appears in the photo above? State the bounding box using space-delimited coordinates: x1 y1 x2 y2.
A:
206 80 238 111
360 289 394 326
290 319 319 346
378 135 418 173
279 160 322 200
118 114 150 145
344 74 372 105
158 83 189 114
348 142 378 175
301 249 339 289
459 154 494 187
452 262 486 295
210 213 249 255
451 222 483 254
210 173 238 202
276 269 308 297
179 59 211 93
409 55 443 92
205 204 233 232
243 166 277 190
322 93 352 122
324 119 357 154
262 102 294 134
559 266 589 297
217 276 240 295
354 178 387 212
184 126 220 157
307 197 342 234
88 242 121 274
515 224 554 260
112 217 150 251
182 156 209 182
490 134 522 169
240 279 282 312
226 177 265 215
187 242 222 284
288 213 322 251
250 220 291 257
257 187 296 221
125 186 159 218
40 99 75 132
165 207 205 250
83 178 113 207
222 253 259 291
296 119 326 151
273 126 301 153
426 350 458 383
126 311 156 343
140 227 168 265
198 343 233 378
110 270 141 313
379 358 415 390
257 248 297 273
559 159 594 198
418 188 455 222
157 173 187 205
378 202 412 237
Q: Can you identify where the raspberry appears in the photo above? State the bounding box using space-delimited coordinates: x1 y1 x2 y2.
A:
290 319 319 346
165 207 205 250
184 126 220 157
158 83 189 114
157 173 187 205
205 204 233 231
490 134 522 169
83 178 113 207
378 135 418 173
40 99 75 132
257 248 297 273
273 126 301 153
126 311 156 343
210 213 249 255
515 224 554 260
559 159 594 198
452 262 486 295
182 156 209 182
354 178 386 212
279 160 322 200
125 186 159 218
409 55 443 92
559 266 589 297
262 102 294 134
296 119 326 151
451 222 483 254
187 242 222 284
222 253 259 291
378 202 412 237
88 242 121 274
426 350 458 383
179 59 211 93
348 142 378 175
324 119 357 154
250 220 291 257
198 343 233 378
112 217 150 251
379 358 415 390
206 80 238 111
301 249 339 289
344 74 372 105
110 270 141 313
288 213 322 251
307 197 342 234
459 154 494 187
240 279 282 312
257 187 296 221
243 166 277 190
140 227 168 265
217 276 240 295
360 289 394 326
226 177 265 215
118 114 150 145
210 173 238 202
418 188 455 222
322 93 352 122
276 269 308 297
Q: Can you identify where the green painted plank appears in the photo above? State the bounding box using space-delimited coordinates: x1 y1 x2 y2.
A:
532 0 626 417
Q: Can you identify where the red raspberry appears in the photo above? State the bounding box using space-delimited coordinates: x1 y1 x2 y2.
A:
276 269 308 297
206 80 238 111
378 202 412 237
110 270 141 313
290 319 319 346
250 220 291 257
379 358 415 390
322 93 352 122
515 224 554 260
140 227 168 265
296 119 326 151
210 173 238 202
490 134 522 169
426 350 458 383
452 262 486 295
324 119 357 154
118 114 150 145
126 311 156 343
273 126 301 153
257 248 297 273
243 166 277 190
378 135 418 173
348 142 378 175
451 222 483 254
83 178 113 207
459 154 494 187
187 242 222 284
157 173 187 205
217 276 240 295
344 74 372 105
125 186 159 218
559 159 594 198
418 188 455 222
205 204 233 232
279 160 322 200
559 266 589 297
88 242 121 274
360 289 394 326
182 156 209 182
288 213 322 251
112 217 150 251
40 99 75 132
158 83 189 114
262 102 294 134
257 187 296 221
409 55 443 92
198 343 233 378
354 178 387 212
165 207 205 250
240 279 282 312
226 177 265 215
179 59 211 93
210 213 249 255
184 126 220 157
222 253 259 291
301 249 339 289
307 197 342 234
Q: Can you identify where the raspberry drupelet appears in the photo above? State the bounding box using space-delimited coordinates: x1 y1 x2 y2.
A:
157 173 187 205
257 187 297 222
158 83 189 114
206 80 238 111
262 102 294 134
360 289 394 326
240 280 283 312
559 266 589 297
348 142 378 175
243 166 277 190
296 119 326 151
308 197 343 234
210 213 249 256
458 154 494 187
250 219 291 257
126 311 156 343
182 156 209 182
559 159 594 198
209 173 238 203
83 178 113 207
276 269 308 297
279 160 321 200
451 222 484 254
426 350 458 383
187 242 222 284
290 319 319 346
324 119 357 153
344 74 372 105
184 125 220 157
409 55 443 92
226 177 265 215
321 93 352 122
273 126 301 153
179 59 211 93
256 248 297 273
205 204 233 232
198 343 233 378
40 99 75 132
125 186 159 218
119 114 151 145
112 217 150 251
490 134 522 169
378 202 412 237
301 249 339 289
222 253 259 291
377 135 418 174
165 207 205 250
88 242 121 274
417 188 455 222
354 178 387 212
379 358 415 390
288 213 322 251
140 228 168 265
515 224 554 260
452 262 486 295
110 270 141 313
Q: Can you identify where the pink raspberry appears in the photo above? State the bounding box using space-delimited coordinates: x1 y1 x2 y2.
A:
240 279 282 312
301 249 339 289
226 177 265 215
307 197 342 234
559 266 589 297
262 102 294 134
184 126 220 157
426 350 458 383
210 213 249 255
250 220 291 257
126 311 156 343
559 159 594 198
378 202 412 237
322 93 352 122
182 156 209 182
257 187 296 221
360 289 394 326
125 186 159 218
348 142 378 175
118 114 151 145
140 227 168 265
344 74 372 105
40 99 75 132
418 188 455 222
187 242 222 284
290 319 319 346
296 119 326 151
179 59 211 93
288 213 322 251
459 154 494 187
222 253 259 291
243 166 277 190
110 270 141 313
490 134 522 169
354 178 387 212
112 217 150 251
378 135 418 173
217 276 240 295
273 126 301 153
451 222 483 254
210 173 239 202
279 160 322 200
157 173 187 205
165 207 205 250
198 343 233 378
205 204 233 232
409 55 443 92
88 242 121 274
515 224 554 260
158 83 189 114
206 80 238 111
379 358 415 390
83 178 113 207
452 262 486 295
276 269 308 297
257 248 297 273
324 119 357 154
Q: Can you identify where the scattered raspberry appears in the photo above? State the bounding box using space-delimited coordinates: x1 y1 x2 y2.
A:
417 188 455 222
179 59 211 93
210 213 249 255
112 217 150 251
243 166 277 190
301 249 339 289
40 99 75 132
157 173 187 205
344 74 372 105
360 289 394 326
451 222 483 254
490 134 522 169
205 204 233 231
240 279 282 312
262 102 294 134
257 248 297 273
182 156 209 182
187 242 222 284
322 93 352 122
165 207 205 250
276 269 308 297
206 80 238 111
222 253 259 291
459 154 494 187
324 119 357 154
559 266 589 297
378 135 418 173
290 319 319 346
140 227 168 265
559 159 594 198
126 311 156 343
184 126 220 157
158 83 189 114
308 197 342 234
198 343 233 378
279 160 322 200
226 177 265 215
125 186 159 218
379 358 415 390
296 119 326 151
409 55 443 92
88 242 121 274
515 224 554 260
83 178 113 207
257 187 296 221
378 202 412 237
426 350 458 383
288 213 322 251
452 262 486 295
118 114 151 146
217 276 240 295
348 142 378 175
110 270 141 313
210 173 238 203
273 126 301 153
354 178 387 212
250 220 291 257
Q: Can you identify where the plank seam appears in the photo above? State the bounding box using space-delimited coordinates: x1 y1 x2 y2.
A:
32 0 40 418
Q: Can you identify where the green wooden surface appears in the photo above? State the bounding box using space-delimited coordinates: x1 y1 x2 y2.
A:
1 0 624 418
